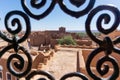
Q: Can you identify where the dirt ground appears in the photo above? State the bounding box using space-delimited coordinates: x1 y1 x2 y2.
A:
39 48 81 80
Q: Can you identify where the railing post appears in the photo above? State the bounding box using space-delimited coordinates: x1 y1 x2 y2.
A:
76 51 80 72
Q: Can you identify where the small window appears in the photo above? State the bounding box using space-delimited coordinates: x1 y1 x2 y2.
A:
0 71 3 80
6 72 11 80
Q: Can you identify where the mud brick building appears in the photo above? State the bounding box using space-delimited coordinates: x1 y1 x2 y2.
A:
29 27 81 48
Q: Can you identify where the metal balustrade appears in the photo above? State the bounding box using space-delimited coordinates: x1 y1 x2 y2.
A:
0 0 120 80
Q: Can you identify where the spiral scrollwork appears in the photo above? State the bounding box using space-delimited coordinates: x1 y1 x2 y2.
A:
31 0 46 9
7 47 32 78
5 11 31 43
86 48 119 80
85 5 120 45
1 0 120 79
0 11 32 78
58 0 95 18
60 72 88 80
85 5 120 80
21 0 95 19
26 70 55 80
21 0 56 20
96 56 119 79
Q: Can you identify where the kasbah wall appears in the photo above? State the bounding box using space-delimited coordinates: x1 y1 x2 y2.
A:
100 30 120 39
28 27 92 48
100 30 120 48
29 27 67 48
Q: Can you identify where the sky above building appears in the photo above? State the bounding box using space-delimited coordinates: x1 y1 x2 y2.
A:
0 0 120 31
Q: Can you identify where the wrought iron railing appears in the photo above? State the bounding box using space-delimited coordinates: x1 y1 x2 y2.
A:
0 0 120 80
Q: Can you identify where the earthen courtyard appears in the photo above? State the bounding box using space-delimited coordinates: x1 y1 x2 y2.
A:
41 47 80 80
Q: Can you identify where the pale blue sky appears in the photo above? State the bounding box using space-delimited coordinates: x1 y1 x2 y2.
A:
0 0 120 31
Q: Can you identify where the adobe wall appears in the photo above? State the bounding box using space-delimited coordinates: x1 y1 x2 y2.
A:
101 30 120 39
76 40 92 46
50 39 58 48
32 50 55 69
29 32 46 46
28 27 93 48
28 30 68 47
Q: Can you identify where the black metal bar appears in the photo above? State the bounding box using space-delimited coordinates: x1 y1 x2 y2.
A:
76 51 80 72
0 0 120 80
